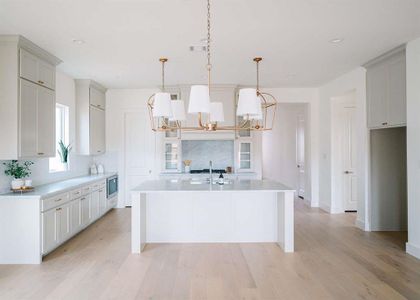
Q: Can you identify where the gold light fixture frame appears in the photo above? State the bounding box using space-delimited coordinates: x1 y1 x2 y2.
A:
147 0 277 133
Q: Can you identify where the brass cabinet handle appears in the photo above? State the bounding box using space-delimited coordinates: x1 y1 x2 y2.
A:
56 207 62 211
344 171 354 174
38 80 44 84
382 122 388 125
81 197 86 200
38 152 44 155
55 198 62 202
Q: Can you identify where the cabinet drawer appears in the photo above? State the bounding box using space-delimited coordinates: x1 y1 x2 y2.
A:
81 185 91 196
42 192 69 212
70 189 82 200
90 180 106 191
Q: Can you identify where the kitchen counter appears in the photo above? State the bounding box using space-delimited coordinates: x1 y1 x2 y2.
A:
131 179 295 254
0 173 116 199
133 179 293 193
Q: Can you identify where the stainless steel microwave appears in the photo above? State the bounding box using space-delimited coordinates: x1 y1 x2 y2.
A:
107 175 118 199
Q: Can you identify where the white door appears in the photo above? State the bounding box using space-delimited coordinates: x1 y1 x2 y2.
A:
70 198 82 234
37 60 56 90
296 114 305 198
19 79 38 157
90 190 100 220
58 203 71 243
89 106 106 155
42 208 58 254
340 105 358 211
123 111 155 206
81 194 91 226
37 87 56 157
98 187 107 214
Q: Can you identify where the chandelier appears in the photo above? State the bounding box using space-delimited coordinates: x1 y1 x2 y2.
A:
147 0 277 132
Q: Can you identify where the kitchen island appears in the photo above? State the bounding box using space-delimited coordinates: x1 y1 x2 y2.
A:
131 179 295 253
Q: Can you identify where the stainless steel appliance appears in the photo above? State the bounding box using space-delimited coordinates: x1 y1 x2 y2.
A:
107 175 118 198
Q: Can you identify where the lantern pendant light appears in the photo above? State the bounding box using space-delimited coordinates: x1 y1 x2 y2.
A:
147 0 277 132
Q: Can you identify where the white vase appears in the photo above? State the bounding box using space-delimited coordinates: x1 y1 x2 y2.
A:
185 166 191 173
11 179 24 190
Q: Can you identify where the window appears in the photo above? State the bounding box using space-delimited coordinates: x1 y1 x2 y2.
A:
49 104 69 172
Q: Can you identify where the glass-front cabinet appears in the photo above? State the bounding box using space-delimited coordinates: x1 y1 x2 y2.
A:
237 141 252 171
163 141 180 171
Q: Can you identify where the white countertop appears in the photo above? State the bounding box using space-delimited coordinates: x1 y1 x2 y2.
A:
131 179 294 193
0 173 117 198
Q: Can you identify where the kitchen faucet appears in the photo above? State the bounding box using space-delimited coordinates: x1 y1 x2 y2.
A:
209 160 213 185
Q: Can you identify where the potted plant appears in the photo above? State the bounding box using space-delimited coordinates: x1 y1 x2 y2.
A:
3 160 34 189
58 140 72 170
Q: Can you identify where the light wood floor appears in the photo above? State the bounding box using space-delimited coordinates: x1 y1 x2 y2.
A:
1 200 419 300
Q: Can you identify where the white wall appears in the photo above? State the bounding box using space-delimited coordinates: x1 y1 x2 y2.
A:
0 71 92 193
318 67 368 230
263 103 308 197
262 88 319 206
406 38 420 259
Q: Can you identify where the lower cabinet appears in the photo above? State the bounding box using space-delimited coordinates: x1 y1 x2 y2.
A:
99 187 107 214
70 198 83 234
41 202 71 254
41 179 114 256
91 190 100 220
81 194 92 227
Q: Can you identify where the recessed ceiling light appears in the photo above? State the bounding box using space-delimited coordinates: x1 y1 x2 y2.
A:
329 38 344 44
72 39 85 45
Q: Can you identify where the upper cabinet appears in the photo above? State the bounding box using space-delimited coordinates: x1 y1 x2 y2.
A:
20 49 55 90
0 35 61 160
366 46 406 129
75 80 107 155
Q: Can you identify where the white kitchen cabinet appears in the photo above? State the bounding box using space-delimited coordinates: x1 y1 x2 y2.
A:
70 198 83 234
75 79 107 155
19 79 55 157
99 187 107 215
90 190 100 220
0 35 61 160
81 194 92 226
90 86 106 109
89 106 106 155
366 46 406 128
59 202 72 242
42 208 58 254
20 48 55 90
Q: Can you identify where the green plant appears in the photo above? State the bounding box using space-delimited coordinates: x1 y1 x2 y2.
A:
3 160 34 179
58 140 72 163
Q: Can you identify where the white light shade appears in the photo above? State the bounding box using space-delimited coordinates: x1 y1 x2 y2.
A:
169 100 186 121
249 96 263 120
153 92 172 117
188 85 210 114
210 102 224 122
236 88 260 116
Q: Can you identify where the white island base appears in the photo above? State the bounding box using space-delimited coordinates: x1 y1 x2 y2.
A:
131 180 295 253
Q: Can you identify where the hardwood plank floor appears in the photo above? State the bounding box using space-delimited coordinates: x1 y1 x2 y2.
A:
0 200 419 300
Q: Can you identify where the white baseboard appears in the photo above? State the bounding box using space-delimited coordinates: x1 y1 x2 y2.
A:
406 243 420 260
319 202 330 213
355 219 366 231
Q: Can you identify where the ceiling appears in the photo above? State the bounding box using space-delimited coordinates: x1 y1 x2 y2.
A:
1 0 420 89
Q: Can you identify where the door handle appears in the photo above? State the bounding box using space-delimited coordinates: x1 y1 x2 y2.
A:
297 165 300 168
344 171 354 174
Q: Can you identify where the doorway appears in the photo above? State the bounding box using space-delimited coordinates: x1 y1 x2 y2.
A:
332 91 358 212
296 114 305 199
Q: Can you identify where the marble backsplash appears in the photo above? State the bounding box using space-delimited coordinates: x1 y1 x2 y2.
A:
181 140 234 171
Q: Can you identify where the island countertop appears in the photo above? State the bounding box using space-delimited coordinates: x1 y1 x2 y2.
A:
131 179 294 193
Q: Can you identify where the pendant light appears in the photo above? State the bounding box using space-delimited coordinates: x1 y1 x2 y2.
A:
147 1 277 132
